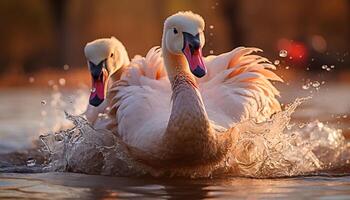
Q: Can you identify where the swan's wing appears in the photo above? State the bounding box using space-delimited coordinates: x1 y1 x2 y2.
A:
200 47 283 128
108 47 172 152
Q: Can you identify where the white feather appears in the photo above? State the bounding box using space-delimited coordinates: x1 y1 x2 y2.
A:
109 46 282 151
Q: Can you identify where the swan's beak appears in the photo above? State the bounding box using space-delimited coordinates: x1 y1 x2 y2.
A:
182 32 207 78
89 60 109 107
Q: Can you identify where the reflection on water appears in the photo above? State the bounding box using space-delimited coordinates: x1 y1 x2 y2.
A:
1 173 350 199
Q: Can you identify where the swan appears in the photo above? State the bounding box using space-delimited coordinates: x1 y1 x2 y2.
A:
83 37 130 125
108 11 283 167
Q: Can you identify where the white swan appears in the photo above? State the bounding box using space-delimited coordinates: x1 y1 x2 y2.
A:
83 37 130 125
107 11 282 167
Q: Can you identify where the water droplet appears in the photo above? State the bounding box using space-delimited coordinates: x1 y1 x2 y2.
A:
279 50 288 58
326 68 331 71
26 158 36 167
306 67 310 71
52 84 59 91
285 66 289 70
289 56 293 60
209 50 214 54
330 65 335 69
317 122 324 129
274 60 280 65
298 123 306 128
311 58 315 61
63 64 70 70
58 78 66 86
343 115 348 118
90 88 96 93
312 81 320 88
286 124 294 130
321 65 327 69
48 80 54 86
41 100 46 105
321 81 326 84
29 77 35 83
209 25 214 29
302 85 309 90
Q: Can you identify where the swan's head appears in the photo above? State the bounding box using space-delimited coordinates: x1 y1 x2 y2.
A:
163 11 206 78
84 37 129 107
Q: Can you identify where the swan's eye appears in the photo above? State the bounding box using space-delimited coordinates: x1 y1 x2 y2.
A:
110 53 114 58
173 28 178 34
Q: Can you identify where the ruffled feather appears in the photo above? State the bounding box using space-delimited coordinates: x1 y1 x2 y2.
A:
108 46 282 150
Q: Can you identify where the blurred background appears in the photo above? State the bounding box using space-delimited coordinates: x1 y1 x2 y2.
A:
0 0 349 87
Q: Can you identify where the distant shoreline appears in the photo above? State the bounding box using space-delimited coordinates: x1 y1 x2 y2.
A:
1 68 350 88
0 68 90 89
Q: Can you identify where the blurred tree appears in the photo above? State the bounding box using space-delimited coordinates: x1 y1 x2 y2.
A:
348 0 350 48
221 0 244 46
0 0 52 74
47 0 68 67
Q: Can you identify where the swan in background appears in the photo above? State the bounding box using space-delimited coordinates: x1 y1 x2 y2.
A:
83 37 130 125
108 11 283 167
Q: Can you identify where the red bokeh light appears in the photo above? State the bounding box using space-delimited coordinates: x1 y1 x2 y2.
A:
277 39 308 65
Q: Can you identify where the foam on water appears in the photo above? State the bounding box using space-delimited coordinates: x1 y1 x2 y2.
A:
37 97 350 178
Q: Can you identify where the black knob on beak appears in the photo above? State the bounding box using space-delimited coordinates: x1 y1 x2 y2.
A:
182 32 201 54
192 38 200 50
89 61 103 79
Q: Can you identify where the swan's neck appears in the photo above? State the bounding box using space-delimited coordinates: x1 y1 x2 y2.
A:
167 69 211 135
161 45 216 163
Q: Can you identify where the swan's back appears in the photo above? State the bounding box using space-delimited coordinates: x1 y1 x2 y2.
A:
108 46 282 150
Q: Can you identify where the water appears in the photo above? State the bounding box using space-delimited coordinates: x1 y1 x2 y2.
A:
0 88 88 154
1 173 350 199
0 84 350 198
36 98 349 178
279 50 288 58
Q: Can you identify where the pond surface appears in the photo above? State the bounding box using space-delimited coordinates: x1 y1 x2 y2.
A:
1 173 350 199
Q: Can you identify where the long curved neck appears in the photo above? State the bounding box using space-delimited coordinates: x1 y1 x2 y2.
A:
161 39 214 161
163 51 209 135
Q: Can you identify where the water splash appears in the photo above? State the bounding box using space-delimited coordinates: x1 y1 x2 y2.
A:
37 97 349 178
225 98 349 177
39 112 148 176
26 158 36 167
39 84 88 134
